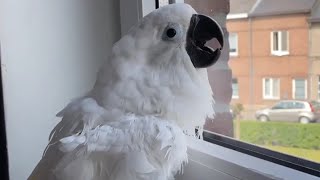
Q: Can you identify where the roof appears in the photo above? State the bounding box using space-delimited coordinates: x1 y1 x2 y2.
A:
249 0 316 17
229 0 257 14
310 0 320 22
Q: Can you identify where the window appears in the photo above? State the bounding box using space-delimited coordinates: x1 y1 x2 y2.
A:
158 0 169 7
293 79 307 99
272 102 287 109
271 31 289 56
293 102 305 109
4 1 320 180
263 78 280 99
229 33 238 56
232 78 239 99
318 76 320 100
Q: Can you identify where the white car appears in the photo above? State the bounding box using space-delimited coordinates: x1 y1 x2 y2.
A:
255 100 320 124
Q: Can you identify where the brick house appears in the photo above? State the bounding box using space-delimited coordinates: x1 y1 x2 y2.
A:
227 0 319 118
310 0 320 101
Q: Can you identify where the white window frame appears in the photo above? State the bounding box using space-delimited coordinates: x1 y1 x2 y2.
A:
318 76 320 100
270 31 289 56
120 0 184 35
229 32 238 56
263 78 280 99
120 0 157 36
232 78 239 99
292 79 307 100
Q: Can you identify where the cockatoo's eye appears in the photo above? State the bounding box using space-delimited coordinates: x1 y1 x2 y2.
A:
166 28 176 38
162 23 182 41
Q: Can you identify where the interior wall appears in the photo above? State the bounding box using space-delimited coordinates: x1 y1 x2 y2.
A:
0 1 121 179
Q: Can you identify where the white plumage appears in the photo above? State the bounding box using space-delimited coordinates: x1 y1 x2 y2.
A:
29 3 223 180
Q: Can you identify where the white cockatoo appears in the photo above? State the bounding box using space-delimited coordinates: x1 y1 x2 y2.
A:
28 3 224 180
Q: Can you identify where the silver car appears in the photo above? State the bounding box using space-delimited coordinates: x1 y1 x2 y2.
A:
255 100 320 124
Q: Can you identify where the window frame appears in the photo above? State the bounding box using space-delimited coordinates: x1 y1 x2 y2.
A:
292 78 308 100
229 32 239 57
203 131 320 177
0 45 9 180
270 30 289 56
263 78 280 100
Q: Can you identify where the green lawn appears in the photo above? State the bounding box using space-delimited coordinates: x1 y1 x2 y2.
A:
237 120 320 149
263 145 320 163
234 120 320 163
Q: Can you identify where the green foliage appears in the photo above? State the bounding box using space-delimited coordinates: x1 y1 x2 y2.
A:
231 103 244 119
239 121 320 150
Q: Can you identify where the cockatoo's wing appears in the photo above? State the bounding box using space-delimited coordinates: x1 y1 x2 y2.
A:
29 97 107 179
48 98 106 144
29 109 187 180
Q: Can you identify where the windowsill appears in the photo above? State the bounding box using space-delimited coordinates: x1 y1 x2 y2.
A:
175 134 320 180
271 51 289 56
263 97 280 100
229 52 238 57
293 98 307 100
200 132 319 179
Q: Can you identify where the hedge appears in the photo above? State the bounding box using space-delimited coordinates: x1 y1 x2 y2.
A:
239 121 320 150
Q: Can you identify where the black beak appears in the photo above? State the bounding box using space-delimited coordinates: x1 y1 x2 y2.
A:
186 14 224 68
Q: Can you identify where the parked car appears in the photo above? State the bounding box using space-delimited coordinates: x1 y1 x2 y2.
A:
255 100 320 124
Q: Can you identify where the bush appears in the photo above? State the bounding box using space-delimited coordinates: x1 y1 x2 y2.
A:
231 103 244 119
239 121 320 150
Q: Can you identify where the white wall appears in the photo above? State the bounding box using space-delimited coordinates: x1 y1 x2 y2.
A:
0 0 121 179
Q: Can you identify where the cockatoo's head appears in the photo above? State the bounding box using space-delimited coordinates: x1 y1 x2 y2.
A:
94 3 224 132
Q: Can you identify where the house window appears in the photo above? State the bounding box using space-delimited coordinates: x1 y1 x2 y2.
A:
229 33 238 56
271 31 289 56
158 0 169 7
232 78 239 99
263 78 280 99
318 76 320 100
293 79 307 99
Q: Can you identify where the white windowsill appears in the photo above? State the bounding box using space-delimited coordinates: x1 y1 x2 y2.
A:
271 51 289 56
263 97 280 100
232 96 239 99
176 137 319 180
230 52 238 57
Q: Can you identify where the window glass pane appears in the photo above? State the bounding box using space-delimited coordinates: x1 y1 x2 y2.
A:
294 102 305 109
287 102 295 109
159 0 169 7
229 33 238 53
295 79 305 99
225 0 319 164
264 79 271 96
272 78 279 97
273 32 279 51
232 78 239 97
318 76 320 100
274 102 286 109
281 31 288 51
